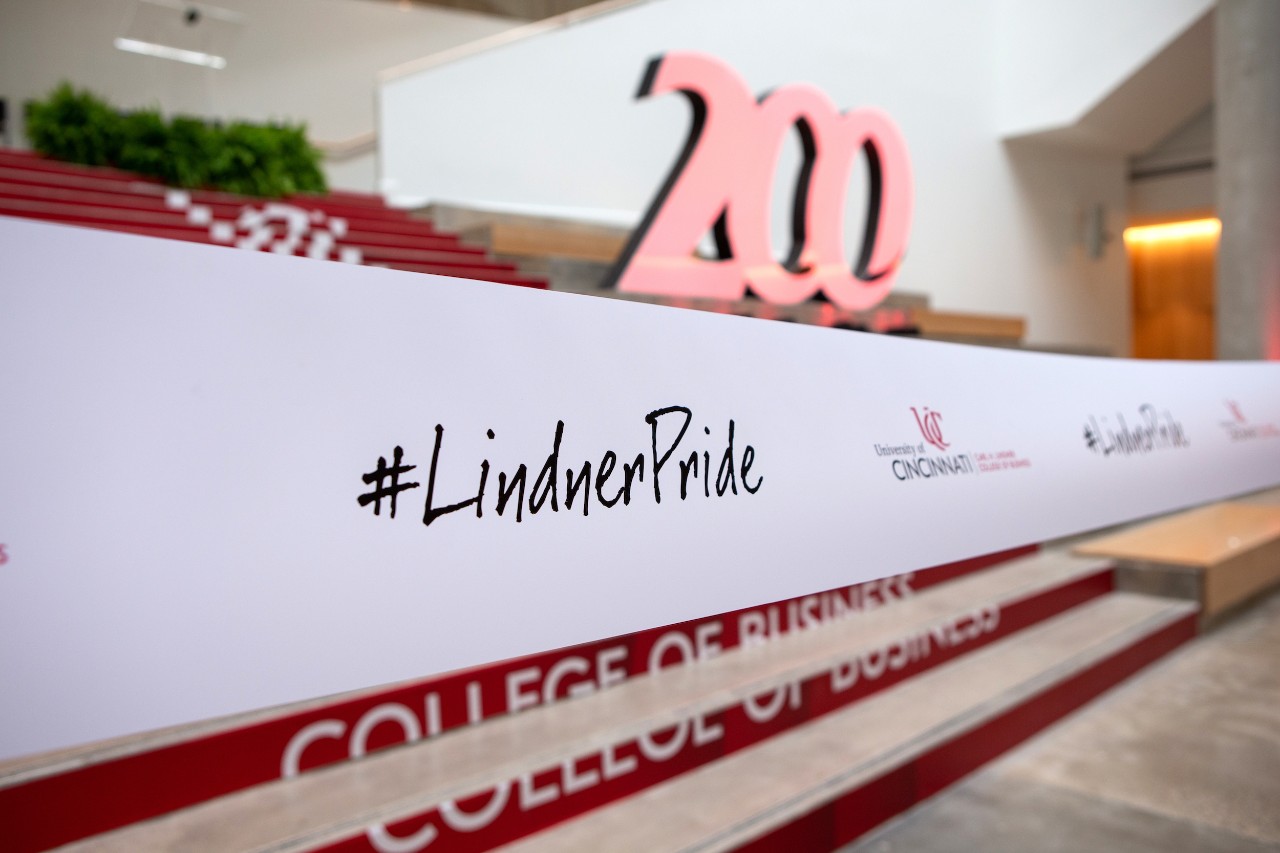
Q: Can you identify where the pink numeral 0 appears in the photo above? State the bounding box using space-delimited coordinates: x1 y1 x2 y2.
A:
609 52 913 312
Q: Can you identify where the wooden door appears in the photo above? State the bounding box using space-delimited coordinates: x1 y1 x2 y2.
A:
1127 218 1218 360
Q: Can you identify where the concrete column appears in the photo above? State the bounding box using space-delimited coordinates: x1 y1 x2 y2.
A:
1216 0 1280 360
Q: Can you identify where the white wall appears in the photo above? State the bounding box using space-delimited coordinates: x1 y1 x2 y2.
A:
0 0 520 189
994 0 1213 138
380 0 1215 352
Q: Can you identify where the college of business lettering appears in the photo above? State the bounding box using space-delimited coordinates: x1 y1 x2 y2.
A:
277 569 1003 853
876 407 1030 482
357 405 762 527
1083 404 1189 457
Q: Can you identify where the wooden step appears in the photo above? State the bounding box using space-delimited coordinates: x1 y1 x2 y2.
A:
461 221 629 264
417 201 1030 345
1075 500 1280 627
499 594 1196 853
44 551 1117 852
908 309 1027 345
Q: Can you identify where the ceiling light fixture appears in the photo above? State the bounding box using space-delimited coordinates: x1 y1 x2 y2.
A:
113 37 227 69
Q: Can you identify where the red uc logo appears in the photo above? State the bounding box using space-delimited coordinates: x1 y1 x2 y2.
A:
609 52 913 311
912 407 948 451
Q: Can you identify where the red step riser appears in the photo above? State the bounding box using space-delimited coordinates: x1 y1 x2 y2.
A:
0 146 547 273
0 204 482 257
0 149 398 208
0 189 448 244
372 267 551 288
0 149 409 212
324 188 396 206
0 198 255 231
0 167 163 198
0 212 531 284
0 188 473 251
343 231 477 252
358 247 495 265
0 150 160 184
0 548 1040 853
734 613 1197 853
0 152 417 222
0 183 449 240
381 264 528 281
0 208 211 241
0 182 190 214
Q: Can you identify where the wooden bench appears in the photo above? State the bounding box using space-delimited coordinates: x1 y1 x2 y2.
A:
1075 493 1280 628
908 309 1027 346
461 221 629 264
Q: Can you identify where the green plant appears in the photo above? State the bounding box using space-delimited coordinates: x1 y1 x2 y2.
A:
165 117 216 189
24 83 327 197
207 121 327 197
25 83 123 167
116 109 171 180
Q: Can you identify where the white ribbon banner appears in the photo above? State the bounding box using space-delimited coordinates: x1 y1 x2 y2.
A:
2 215 1279 761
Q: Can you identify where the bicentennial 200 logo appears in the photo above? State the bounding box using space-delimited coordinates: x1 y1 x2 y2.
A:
609 52 913 311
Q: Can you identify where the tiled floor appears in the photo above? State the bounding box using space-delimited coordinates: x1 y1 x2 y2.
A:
843 588 1280 852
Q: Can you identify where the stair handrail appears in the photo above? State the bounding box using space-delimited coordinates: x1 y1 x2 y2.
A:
312 130 377 161
379 0 652 83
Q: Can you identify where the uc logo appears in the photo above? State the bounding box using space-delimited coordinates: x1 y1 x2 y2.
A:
912 407 949 451
609 52 913 311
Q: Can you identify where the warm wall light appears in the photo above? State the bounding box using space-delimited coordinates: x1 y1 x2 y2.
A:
1123 218 1221 244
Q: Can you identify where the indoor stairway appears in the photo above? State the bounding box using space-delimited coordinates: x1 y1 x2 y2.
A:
0 544 1200 852
0 149 546 290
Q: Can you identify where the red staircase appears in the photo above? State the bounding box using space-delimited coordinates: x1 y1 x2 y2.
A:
0 149 547 289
